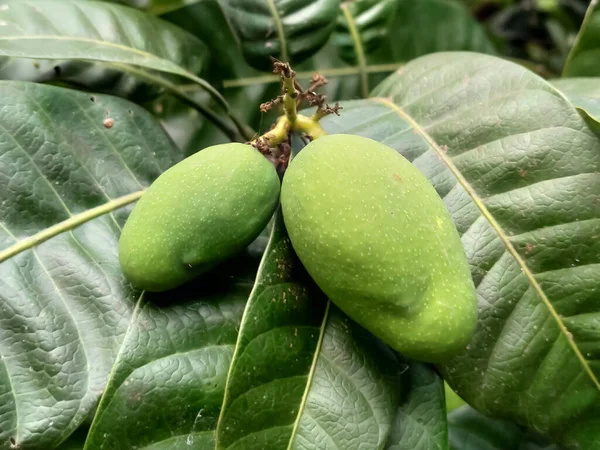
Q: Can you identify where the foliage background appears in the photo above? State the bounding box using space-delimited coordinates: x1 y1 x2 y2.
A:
0 0 598 449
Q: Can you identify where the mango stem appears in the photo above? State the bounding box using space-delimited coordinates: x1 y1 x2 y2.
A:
293 115 327 140
250 60 332 152
282 72 298 124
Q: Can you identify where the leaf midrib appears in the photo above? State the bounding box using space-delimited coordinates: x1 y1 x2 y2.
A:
373 96 600 392
0 191 144 264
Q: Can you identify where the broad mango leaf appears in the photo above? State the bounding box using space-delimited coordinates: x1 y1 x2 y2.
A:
0 0 245 140
220 0 497 102
448 406 562 450
384 362 448 450
552 78 600 133
0 81 183 449
220 0 341 71
333 0 398 64
562 0 600 77
83 275 252 450
157 0 245 81
333 0 496 66
215 211 408 449
317 52 600 449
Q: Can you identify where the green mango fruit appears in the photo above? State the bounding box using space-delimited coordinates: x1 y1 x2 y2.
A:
281 134 477 363
119 143 280 292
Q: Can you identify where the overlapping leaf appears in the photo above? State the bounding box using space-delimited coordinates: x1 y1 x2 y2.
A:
84 275 252 450
0 0 246 140
384 362 447 450
333 0 496 66
216 212 404 449
333 0 398 64
0 81 183 449
0 0 204 85
317 52 600 449
220 0 341 71
552 78 600 132
448 406 562 450
562 0 600 76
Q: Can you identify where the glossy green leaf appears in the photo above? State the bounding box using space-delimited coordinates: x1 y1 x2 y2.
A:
385 0 497 61
562 0 600 76
0 0 203 83
551 78 600 132
0 81 182 449
216 211 328 449
385 363 448 450
84 276 252 450
157 0 245 80
220 0 341 71
0 0 247 140
333 0 496 67
448 406 562 450
316 52 600 449
216 211 404 449
333 0 398 64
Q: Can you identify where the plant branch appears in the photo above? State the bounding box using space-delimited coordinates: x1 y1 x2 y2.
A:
109 62 253 141
272 58 299 123
340 3 369 97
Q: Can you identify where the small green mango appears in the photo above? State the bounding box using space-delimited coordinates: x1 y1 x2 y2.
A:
281 134 477 363
119 143 280 292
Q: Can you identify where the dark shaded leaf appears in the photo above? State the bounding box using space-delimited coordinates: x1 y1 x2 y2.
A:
385 363 448 450
448 406 563 450
0 81 182 449
220 0 341 71
333 0 398 65
216 211 404 449
562 0 600 76
0 0 247 140
83 276 252 450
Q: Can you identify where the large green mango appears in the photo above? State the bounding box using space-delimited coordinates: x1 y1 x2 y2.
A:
281 134 477 363
119 143 280 292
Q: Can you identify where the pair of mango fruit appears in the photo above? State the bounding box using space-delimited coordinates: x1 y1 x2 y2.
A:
119 135 477 363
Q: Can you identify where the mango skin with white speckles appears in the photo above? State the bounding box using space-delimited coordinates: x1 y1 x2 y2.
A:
119 143 280 292
281 134 477 363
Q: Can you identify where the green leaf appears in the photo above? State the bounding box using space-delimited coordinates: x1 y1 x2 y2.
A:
385 362 448 450
0 81 183 449
157 0 245 80
0 0 202 85
334 0 399 64
551 78 600 133
333 0 496 69
220 0 341 71
562 0 600 77
84 276 252 450
216 211 328 449
383 0 497 61
0 0 247 141
317 52 600 449
448 406 562 450
216 211 405 449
